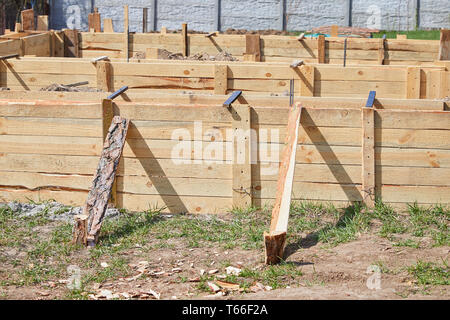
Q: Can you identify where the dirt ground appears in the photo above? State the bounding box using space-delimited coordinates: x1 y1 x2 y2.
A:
0 202 448 300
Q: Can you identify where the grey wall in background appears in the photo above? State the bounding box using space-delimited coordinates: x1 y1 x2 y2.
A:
49 0 450 32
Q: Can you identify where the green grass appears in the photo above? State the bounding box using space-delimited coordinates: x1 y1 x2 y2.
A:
408 260 449 286
1 199 449 298
372 30 441 40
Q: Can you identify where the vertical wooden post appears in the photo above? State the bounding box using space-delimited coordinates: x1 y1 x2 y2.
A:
0 3 5 36
378 38 385 65
330 25 339 37
63 29 79 58
103 19 114 32
362 106 375 207
214 64 228 95
37 15 49 31
89 8 101 32
102 99 117 207
181 23 188 57
439 29 450 61
123 5 129 61
143 8 148 33
161 26 167 34
21 9 35 31
51 31 64 57
406 67 421 99
96 60 113 92
299 65 315 97
396 34 407 40
245 34 261 62
317 35 325 63
231 104 252 208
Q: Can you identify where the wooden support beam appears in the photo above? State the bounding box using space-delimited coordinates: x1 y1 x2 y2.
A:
36 16 48 31
63 29 79 58
426 70 447 99
21 9 34 31
181 23 188 57
378 38 385 65
231 104 252 208
264 103 302 265
439 29 450 61
88 8 101 32
75 115 130 246
299 65 315 97
51 31 64 57
362 97 375 207
143 8 148 33
245 34 261 62
317 35 325 63
103 19 114 33
330 25 339 37
161 26 167 35
15 22 22 33
96 60 113 92
406 67 421 99
214 64 228 95
123 5 129 61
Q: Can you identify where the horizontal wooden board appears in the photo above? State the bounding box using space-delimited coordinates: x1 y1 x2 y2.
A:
0 101 101 118
0 117 102 137
118 193 232 214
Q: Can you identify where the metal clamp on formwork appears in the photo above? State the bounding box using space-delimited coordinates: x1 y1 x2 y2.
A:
366 91 376 108
290 60 304 68
297 33 305 41
343 37 348 67
205 32 217 38
107 86 129 100
91 56 109 64
65 81 89 88
223 90 242 108
0 54 20 60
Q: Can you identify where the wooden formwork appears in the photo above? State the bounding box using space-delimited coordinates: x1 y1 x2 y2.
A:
0 31 63 57
0 57 448 99
0 97 449 213
78 31 449 66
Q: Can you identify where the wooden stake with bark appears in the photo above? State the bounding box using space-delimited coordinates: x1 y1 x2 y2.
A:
72 116 130 246
264 103 302 264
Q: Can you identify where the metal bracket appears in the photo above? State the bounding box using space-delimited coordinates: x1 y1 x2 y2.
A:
223 90 242 107
91 56 109 64
107 86 129 100
365 91 376 108
0 54 20 60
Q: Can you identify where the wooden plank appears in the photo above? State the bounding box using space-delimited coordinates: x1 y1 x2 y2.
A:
88 8 101 32
330 25 339 37
64 29 79 58
0 116 101 137
21 9 34 31
36 16 48 31
362 106 375 206
96 60 112 91
378 38 385 65
317 35 325 63
245 34 261 62
439 29 450 61
231 104 252 207
181 23 188 57
103 19 114 33
123 5 129 60
77 116 129 246
396 34 407 40
23 33 51 57
300 65 314 96
264 103 302 265
51 31 65 57
406 67 421 99
214 64 228 95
